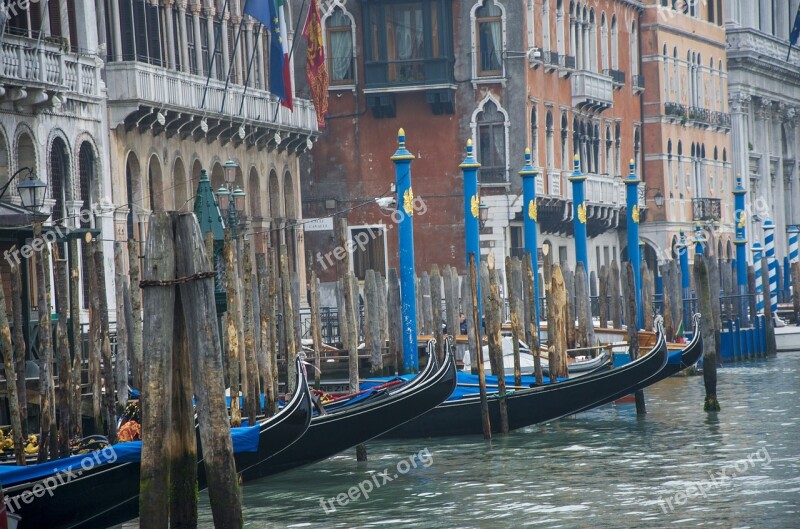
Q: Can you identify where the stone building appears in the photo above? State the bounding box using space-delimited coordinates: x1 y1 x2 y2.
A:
726 0 800 258
298 0 643 303
639 0 734 267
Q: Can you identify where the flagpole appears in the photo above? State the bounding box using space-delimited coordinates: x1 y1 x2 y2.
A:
238 24 264 119
272 0 307 122
788 45 793 62
200 0 231 111
220 18 246 113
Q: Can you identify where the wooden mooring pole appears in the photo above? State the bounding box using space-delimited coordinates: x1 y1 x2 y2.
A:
624 262 646 415
469 254 491 440
694 255 720 412
35 223 56 462
0 259 25 464
486 254 508 434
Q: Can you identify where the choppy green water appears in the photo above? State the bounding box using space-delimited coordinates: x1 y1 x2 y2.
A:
198 353 800 528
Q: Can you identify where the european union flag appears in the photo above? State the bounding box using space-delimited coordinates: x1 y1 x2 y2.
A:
791 4 800 46
243 0 286 102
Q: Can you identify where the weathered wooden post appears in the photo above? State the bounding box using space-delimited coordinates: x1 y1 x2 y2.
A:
506 256 522 387
114 242 130 409
93 243 117 443
224 231 242 425
175 213 242 528
256 254 275 411
524 255 543 385
610 260 622 329
563 264 576 349
34 224 55 461
0 262 25 463
128 238 144 390
469 254 491 439
53 251 72 457
575 262 595 348
430 265 444 363
242 240 260 422
420 272 433 336
387 269 402 374
365 270 383 374
443 265 458 340
86 243 103 436
487 256 509 433
661 263 674 340
624 262 646 415
9 262 28 439
67 240 81 438
308 266 323 389
598 264 608 329
268 247 280 410
694 255 720 411
792 262 800 322
549 265 568 381
462 275 478 374
642 265 654 332
280 243 298 393
139 212 175 527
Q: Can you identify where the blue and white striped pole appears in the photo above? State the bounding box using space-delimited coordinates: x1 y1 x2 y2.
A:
763 220 779 315
391 128 418 374
788 226 799 264
752 242 764 315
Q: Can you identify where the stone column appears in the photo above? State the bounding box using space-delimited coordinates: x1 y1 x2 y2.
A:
178 2 190 72
206 6 217 78
109 0 123 60
58 0 70 41
759 0 773 35
220 13 231 83
165 1 176 70
192 4 203 74
255 25 265 88
244 21 253 86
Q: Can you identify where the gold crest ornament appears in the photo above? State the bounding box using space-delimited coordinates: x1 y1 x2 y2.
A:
631 205 640 224
403 188 414 216
528 199 537 222
471 194 480 218
577 203 587 224
737 210 746 229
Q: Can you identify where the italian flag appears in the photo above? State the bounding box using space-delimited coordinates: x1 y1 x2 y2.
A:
276 0 294 110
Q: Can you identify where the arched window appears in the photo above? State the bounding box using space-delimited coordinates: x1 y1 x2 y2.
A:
630 21 639 78
531 107 539 162
326 7 354 85
475 99 508 183
610 15 618 70
148 155 164 211
600 13 608 73
173 158 188 211
546 111 555 183
677 140 685 195
49 137 70 226
673 47 679 102
248 167 262 219
633 126 641 172
668 139 675 191
663 44 670 102
614 122 621 178
589 9 598 72
78 142 97 227
556 0 565 56
605 125 613 176
475 0 504 77
561 112 569 175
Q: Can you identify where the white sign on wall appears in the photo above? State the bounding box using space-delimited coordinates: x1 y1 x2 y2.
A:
302 217 334 232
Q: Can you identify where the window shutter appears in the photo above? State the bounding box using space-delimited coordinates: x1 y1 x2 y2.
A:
147 3 163 65
67 0 78 50
133 0 148 62
48 0 62 37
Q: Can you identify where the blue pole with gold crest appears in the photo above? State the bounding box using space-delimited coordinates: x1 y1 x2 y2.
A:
519 148 540 330
694 223 705 256
570 155 588 272
460 138 482 321
733 174 749 324
679 230 691 332
624 159 643 330
391 128 418 373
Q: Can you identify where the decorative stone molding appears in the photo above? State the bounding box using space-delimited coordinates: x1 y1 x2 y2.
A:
729 93 751 113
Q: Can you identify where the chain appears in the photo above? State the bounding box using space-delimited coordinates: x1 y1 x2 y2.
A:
139 271 215 288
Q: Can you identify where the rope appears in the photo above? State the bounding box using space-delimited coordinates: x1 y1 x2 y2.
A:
139 271 215 288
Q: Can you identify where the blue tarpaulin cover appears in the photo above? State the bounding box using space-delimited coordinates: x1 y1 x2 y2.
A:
0 424 260 486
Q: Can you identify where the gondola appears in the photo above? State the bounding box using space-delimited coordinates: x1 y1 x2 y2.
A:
381 320 669 438
0 357 312 529
240 347 457 480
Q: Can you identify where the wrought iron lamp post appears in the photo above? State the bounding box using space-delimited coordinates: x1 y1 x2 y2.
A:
215 159 247 239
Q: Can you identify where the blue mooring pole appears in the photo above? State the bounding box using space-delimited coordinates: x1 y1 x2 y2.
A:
733 174 749 325
624 159 643 330
460 138 482 322
391 128 418 374
694 223 705 256
679 230 691 330
519 148 541 340
763 219 779 316
570 155 588 273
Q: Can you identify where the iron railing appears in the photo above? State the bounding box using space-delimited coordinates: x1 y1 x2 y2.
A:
692 197 722 221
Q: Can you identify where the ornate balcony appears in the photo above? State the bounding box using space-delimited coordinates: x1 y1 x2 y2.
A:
106 61 319 151
689 106 711 125
692 197 721 222
0 34 101 108
632 74 645 91
571 70 614 111
665 102 687 119
610 69 625 87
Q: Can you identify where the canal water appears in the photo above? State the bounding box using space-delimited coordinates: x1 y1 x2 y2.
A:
195 352 800 528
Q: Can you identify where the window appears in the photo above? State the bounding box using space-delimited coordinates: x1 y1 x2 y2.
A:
605 125 613 176
363 0 453 87
630 21 638 78
542 1 551 53
531 107 539 163
668 139 674 190
601 13 608 73
350 227 387 280
558 245 568 266
200 13 210 76
476 0 503 77
509 225 524 259
664 44 670 102
556 0 565 56
610 15 618 70
326 7 355 85
186 13 198 74
476 100 507 183
546 111 555 171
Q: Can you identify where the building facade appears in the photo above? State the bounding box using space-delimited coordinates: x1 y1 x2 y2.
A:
299 0 644 303
726 0 800 259
639 0 734 267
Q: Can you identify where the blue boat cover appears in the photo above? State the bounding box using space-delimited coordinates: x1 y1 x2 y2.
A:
0 424 260 486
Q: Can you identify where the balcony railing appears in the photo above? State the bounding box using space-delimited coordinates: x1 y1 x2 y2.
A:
610 69 625 86
546 51 561 69
479 166 507 185
632 74 645 90
665 102 687 118
689 106 711 124
564 55 576 69
585 174 624 205
571 70 614 110
692 197 722 221
106 61 318 133
548 170 562 196
364 57 454 89
0 34 100 98
711 111 731 128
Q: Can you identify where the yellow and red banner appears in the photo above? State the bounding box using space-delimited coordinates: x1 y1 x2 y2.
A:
303 0 328 128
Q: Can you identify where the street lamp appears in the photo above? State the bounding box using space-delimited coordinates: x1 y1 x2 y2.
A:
479 201 489 230
0 167 47 211
215 159 246 238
